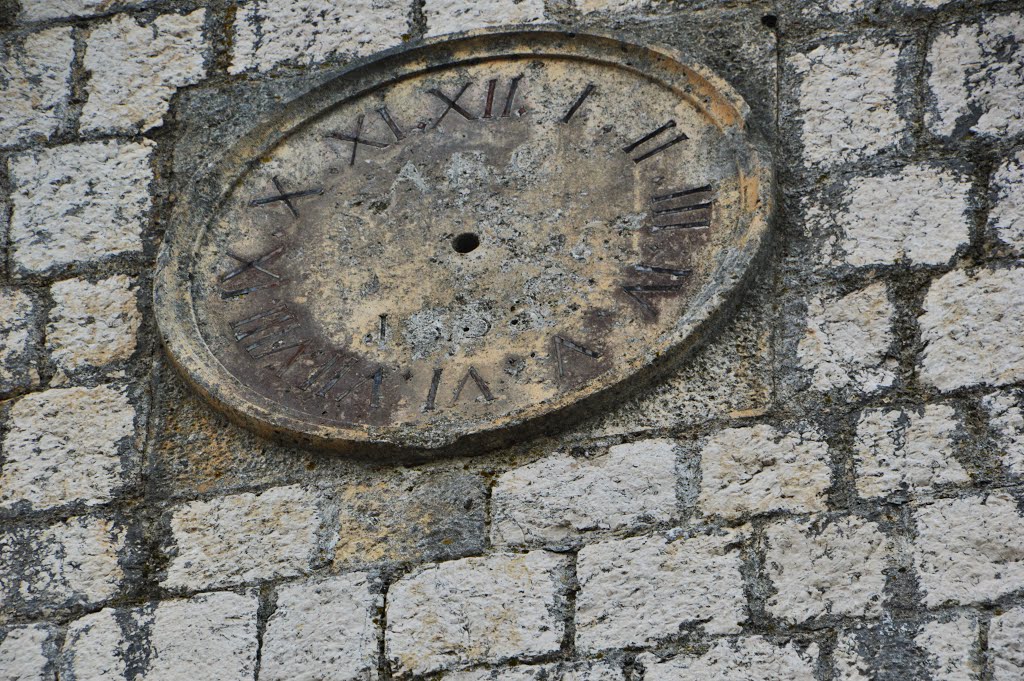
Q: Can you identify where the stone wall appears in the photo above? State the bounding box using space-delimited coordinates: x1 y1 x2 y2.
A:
1 0 1023 679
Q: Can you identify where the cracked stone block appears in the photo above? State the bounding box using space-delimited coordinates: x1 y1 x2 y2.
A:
914 614 981 681
0 27 74 147
575 530 746 652
162 484 321 591
989 148 1024 252
981 389 1024 476
765 516 892 624
491 439 678 547
82 10 207 134
386 551 565 677
8 140 153 274
788 38 905 168
0 624 58 681
0 515 126 618
919 267 1024 391
60 591 258 681
853 404 969 499
425 0 545 37
990 606 1024 680
230 0 409 74
444 661 624 681
927 13 1024 138
797 282 896 394
809 163 970 268
637 637 818 680
48 276 141 373
697 424 831 519
0 385 137 513
913 492 1024 607
0 288 40 396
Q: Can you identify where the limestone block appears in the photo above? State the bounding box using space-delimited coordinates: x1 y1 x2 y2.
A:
261 573 381 681
834 633 870 681
0 624 57 681
697 424 830 519
491 439 678 547
853 404 969 499
914 614 981 681
48 276 141 373
927 13 1024 138
913 492 1024 606
797 282 896 393
919 267 1024 391
163 484 321 590
425 0 545 37
981 389 1024 476
445 661 623 681
0 288 40 396
0 385 136 512
637 637 818 680
0 28 73 147
386 551 565 677
765 516 891 623
575 530 746 652
18 0 138 21
230 0 409 74
82 11 207 134
990 606 1024 680
788 38 904 168
60 591 258 681
8 140 153 274
989 149 1024 252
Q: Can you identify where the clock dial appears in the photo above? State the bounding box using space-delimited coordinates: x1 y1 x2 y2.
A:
156 31 771 454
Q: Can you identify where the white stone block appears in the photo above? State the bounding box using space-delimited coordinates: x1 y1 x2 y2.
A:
990 606 1024 680
989 148 1024 252
981 389 1024 476
833 633 870 681
637 637 818 680
0 624 56 681
444 660 623 681
914 614 981 681
0 28 73 147
425 0 545 37
18 0 135 21
47 276 141 373
0 288 39 395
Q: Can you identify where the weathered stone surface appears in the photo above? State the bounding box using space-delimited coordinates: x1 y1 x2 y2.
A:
637 637 818 680
60 591 259 681
810 164 970 267
0 515 125 618
576 0 648 12
8 140 153 274
163 484 321 590
0 385 136 512
576 530 745 652
0 27 73 147
425 0 545 37
797 282 896 393
491 439 678 547
0 288 40 396
914 614 981 681
764 516 891 623
386 551 565 677
259 573 381 681
82 11 207 134
444 661 623 681
990 606 1024 680
852 404 969 499
698 424 830 519
989 149 1024 252
919 267 1024 391
833 632 870 681
913 492 1024 607
788 38 904 168
0 624 57 681
230 0 408 74
927 13 1024 138
18 0 138 21
48 276 141 373
981 389 1024 476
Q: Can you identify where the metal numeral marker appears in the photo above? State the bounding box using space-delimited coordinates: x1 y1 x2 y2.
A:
377 105 406 141
650 184 714 232
428 83 475 126
229 306 301 357
221 245 286 283
329 114 391 165
553 335 601 377
621 284 684 314
452 366 495 404
423 367 444 411
249 176 323 218
483 76 523 118
561 83 596 124
623 120 688 163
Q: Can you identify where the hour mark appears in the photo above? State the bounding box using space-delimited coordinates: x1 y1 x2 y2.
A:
452 366 495 404
330 114 391 166
423 367 443 411
650 185 714 232
377 105 405 141
250 176 323 218
622 284 684 315
429 83 475 126
483 75 523 118
623 120 688 163
633 264 692 277
554 335 601 378
222 245 285 284
561 83 595 124
229 306 300 357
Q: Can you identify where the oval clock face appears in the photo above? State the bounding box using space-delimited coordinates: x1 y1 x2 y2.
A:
155 30 772 455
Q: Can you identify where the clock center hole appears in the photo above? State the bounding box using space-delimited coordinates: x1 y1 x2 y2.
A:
452 232 480 254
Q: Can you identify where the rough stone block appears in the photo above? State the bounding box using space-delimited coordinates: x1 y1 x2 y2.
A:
833 632 870 680
491 439 678 547
919 267 1024 391
0 624 58 681
230 0 409 74
852 404 969 499
425 0 545 37
0 385 137 512
990 606 1024 680
788 38 904 168
163 484 321 590
913 492 1024 607
637 637 818 680
989 148 1024 252
60 591 258 681
8 140 153 274
444 661 623 681
18 0 137 21
0 27 73 147
575 530 746 652
697 424 831 519
386 551 565 677
927 13 1024 138
0 288 40 396
82 11 207 134
981 389 1024 476
914 614 981 681
765 516 891 623
47 276 141 373
797 282 896 393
